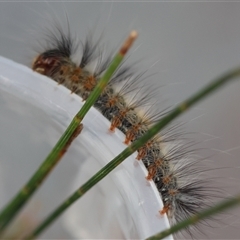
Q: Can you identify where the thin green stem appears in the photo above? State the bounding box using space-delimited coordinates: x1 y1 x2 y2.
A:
146 194 240 239
0 31 138 234
25 66 240 239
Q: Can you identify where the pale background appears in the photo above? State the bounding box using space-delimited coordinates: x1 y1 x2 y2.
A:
1 1 240 239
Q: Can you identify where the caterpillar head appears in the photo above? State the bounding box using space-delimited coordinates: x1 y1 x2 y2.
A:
32 25 75 77
32 50 64 76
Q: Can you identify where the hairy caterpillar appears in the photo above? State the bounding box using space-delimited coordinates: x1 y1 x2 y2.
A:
2 2 240 239
31 20 216 239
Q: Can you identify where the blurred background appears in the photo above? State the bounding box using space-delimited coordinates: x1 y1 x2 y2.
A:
0 1 240 239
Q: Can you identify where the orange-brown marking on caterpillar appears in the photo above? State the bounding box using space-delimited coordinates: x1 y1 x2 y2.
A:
73 67 82 77
136 145 147 160
106 96 118 108
71 68 82 83
109 115 122 132
146 165 157 180
136 139 154 160
71 75 79 83
110 109 129 132
162 175 172 185
168 189 178 196
160 204 170 215
124 123 142 144
84 75 97 91
146 158 164 180
124 130 135 145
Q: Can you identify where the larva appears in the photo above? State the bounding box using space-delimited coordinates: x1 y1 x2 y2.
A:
2 2 240 239
31 23 214 238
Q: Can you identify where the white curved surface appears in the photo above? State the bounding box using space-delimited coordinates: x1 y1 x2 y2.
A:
0 56 172 239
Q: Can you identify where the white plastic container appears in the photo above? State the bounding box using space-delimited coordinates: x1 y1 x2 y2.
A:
0 56 172 239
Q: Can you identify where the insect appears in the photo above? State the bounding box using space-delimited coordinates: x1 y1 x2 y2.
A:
3 1 239 236
31 22 215 239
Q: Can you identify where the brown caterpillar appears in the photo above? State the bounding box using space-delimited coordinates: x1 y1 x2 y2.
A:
32 25 215 238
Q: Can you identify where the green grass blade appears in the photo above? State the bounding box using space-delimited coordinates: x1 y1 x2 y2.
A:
146 194 240 239
25 66 240 239
0 31 138 234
